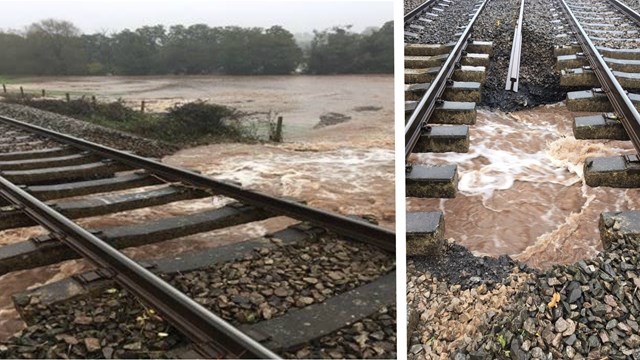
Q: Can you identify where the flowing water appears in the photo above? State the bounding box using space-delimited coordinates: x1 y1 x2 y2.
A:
0 75 394 340
408 103 640 269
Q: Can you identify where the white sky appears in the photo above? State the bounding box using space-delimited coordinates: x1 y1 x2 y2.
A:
0 0 393 34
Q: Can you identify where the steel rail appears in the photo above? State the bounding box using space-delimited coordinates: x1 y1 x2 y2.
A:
505 0 525 92
404 0 439 24
605 0 640 25
0 175 279 359
404 0 491 160
559 0 640 154
0 115 395 252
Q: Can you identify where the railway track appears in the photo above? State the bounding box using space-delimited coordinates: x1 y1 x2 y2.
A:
554 0 640 186
0 114 396 358
404 0 494 255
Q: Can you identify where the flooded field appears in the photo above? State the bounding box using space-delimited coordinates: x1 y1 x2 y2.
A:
15 75 393 142
0 75 394 340
409 103 640 269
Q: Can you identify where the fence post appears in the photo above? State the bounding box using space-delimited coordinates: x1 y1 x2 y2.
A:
275 116 283 142
141 100 145 113
41 89 45 97
2 84 6 94
66 93 70 102
20 86 24 99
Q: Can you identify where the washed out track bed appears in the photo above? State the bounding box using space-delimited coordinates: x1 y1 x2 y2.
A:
405 0 640 358
0 109 396 359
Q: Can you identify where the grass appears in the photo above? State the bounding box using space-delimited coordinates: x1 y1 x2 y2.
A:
0 95 261 146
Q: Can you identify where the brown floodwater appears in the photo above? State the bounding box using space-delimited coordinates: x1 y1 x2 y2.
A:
0 75 394 340
408 103 640 269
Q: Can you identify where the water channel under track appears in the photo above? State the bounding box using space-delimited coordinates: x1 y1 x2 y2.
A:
408 103 640 269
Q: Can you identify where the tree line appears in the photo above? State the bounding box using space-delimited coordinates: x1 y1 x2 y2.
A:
0 19 392 76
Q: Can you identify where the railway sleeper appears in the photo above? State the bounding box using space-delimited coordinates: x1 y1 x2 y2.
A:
404 53 489 69
566 89 640 112
405 100 477 125
2 161 132 185
599 211 640 249
573 113 629 140
404 41 493 57
12 224 324 323
25 172 163 201
555 44 582 57
241 272 395 353
406 164 458 198
405 66 486 85
0 140 45 150
0 146 77 161
10 225 394 356
584 155 640 188
413 125 469 153
561 68 640 89
0 185 210 230
406 211 445 257
405 81 482 103
0 153 98 171
557 55 640 73
597 46 640 61
0 203 273 275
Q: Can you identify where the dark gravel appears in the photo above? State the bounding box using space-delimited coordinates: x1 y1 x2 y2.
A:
163 235 394 324
1 288 181 359
567 0 640 49
2 236 395 358
472 0 568 110
620 0 640 13
405 0 479 44
0 103 176 158
0 126 59 153
408 225 640 358
284 305 396 359
405 0 427 15
411 243 525 291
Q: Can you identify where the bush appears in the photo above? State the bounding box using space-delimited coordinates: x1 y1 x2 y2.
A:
166 100 242 140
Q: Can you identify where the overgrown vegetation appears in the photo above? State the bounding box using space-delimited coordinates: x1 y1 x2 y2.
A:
0 19 393 76
3 95 259 145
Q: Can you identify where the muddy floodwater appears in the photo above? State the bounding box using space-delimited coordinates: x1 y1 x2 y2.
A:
0 75 394 340
409 103 640 269
16 75 393 141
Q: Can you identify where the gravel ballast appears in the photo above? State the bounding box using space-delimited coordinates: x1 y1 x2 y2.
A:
405 0 479 44
471 0 569 110
408 230 640 358
405 0 428 15
2 236 395 358
163 235 394 324
285 305 396 359
0 103 175 158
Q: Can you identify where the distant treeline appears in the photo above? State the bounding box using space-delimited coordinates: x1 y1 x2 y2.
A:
0 19 392 76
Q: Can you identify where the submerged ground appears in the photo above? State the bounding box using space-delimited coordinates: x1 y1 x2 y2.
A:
0 74 395 341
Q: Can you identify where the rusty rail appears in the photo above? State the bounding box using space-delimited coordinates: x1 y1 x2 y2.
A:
0 175 279 359
559 0 640 154
0 115 395 252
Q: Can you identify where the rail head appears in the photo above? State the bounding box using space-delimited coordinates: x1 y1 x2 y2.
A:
0 175 279 359
404 0 491 160
0 114 395 252
605 0 640 26
559 0 640 154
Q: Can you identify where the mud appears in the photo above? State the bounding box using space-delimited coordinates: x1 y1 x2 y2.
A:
408 103 639 269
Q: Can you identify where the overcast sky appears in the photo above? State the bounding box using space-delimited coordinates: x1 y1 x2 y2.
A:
0 0 393 34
